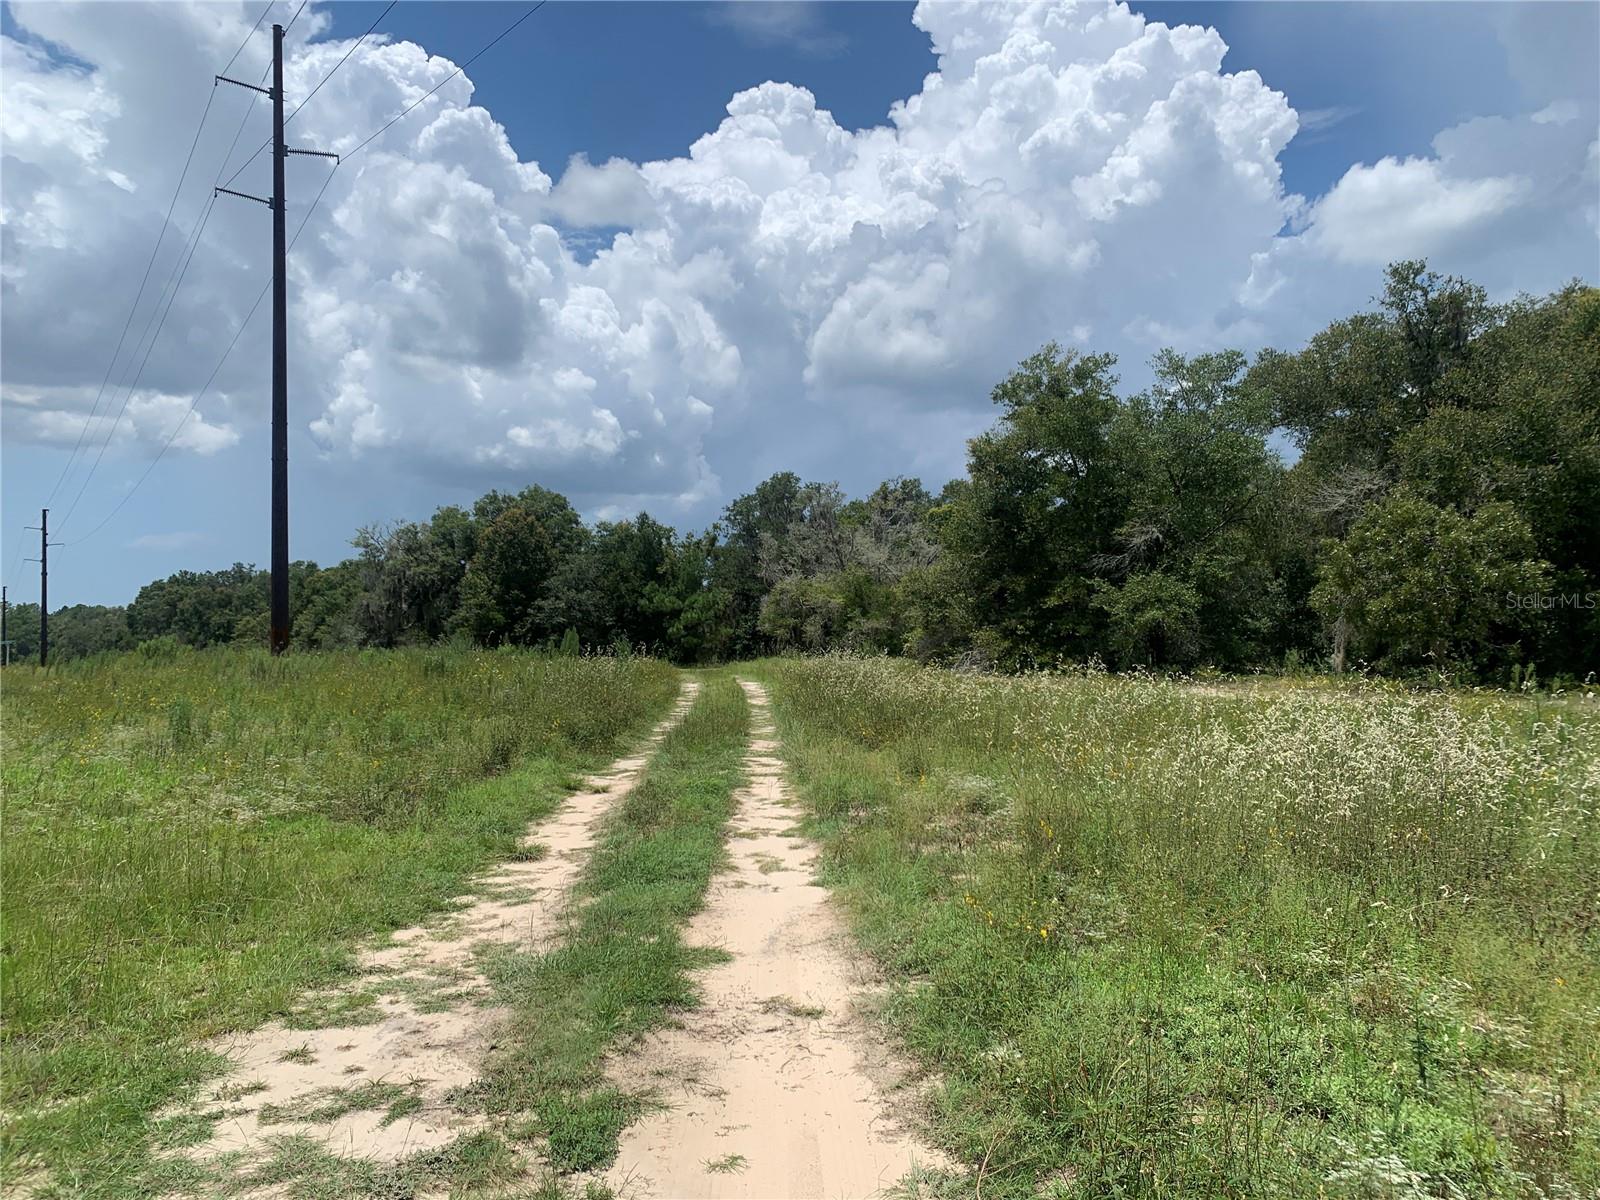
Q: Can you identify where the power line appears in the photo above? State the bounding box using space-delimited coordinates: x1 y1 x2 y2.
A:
57 194 219 533
7 529 30 585
344 2 546 163
215 49 277 188
62 1 550 547
41 86 219 510
62 155 335 549
61 281 269 549
222 0 397 191
42 3 281 528
42 5 278 510
219 0 277 79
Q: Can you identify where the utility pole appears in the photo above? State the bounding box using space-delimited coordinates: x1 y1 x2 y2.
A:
23 508 59 667
270 21 289 656
215 25 336 655
2 584 9 667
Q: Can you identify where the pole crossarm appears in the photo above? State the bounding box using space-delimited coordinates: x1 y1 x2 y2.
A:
216 74 274 97
215 185 275 208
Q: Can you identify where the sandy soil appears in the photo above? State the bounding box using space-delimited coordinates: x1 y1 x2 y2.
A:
601 679 947 1200
171 680 699 1174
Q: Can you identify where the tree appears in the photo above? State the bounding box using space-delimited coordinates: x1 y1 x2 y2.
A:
661 530 735 664
351 515 470 647
713 472 806 656
459 507 556 646
539 513 680 652
938 344 1293 669
4 602 40 663
47 605 134 660
1312 493 1549 675
1393 283 1600 672
126 564 268 648
293 560 362 649
1253 260 1490 478
1091 571 1202 668
938 344 1127 666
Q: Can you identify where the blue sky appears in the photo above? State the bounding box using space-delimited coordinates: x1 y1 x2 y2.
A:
314 1 1532 209
4 1 1596 607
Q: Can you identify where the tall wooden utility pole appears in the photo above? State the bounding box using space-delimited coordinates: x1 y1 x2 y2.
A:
269 21 289 656
215 25 336 654
23 509 57 667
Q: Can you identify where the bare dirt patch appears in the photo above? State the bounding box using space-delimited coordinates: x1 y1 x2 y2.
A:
166 681 699 1179
601 679 947 1199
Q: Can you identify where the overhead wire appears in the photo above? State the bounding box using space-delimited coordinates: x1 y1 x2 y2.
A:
343 1 546 164
55 4 308 534
62 188 333 549
39 2 279 546
40 3 276 513
219 0 277 78
41 84 219 510
62 0 550 546
221 0 397 190
57 194 221 532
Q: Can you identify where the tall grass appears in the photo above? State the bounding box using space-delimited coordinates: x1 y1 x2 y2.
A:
760 657 1600 1198
1 646 677 1195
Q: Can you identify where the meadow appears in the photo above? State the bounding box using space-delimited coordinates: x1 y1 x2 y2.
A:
0 646 678 1193
5 647 1597 1199
758 658 1600 1199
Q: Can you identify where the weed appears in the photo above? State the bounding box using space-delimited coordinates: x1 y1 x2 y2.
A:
256 1080 421 1127
759 995 826 1019
758 656 1600 1199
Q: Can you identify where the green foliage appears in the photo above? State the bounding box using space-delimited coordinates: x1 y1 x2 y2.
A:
34 262 1595 683
1090 570 1202 667
1312 492 1550 675
460 506 557 645
46 604 134 660
127 563 267 648
936 344 1292 669
1254 265 1599 678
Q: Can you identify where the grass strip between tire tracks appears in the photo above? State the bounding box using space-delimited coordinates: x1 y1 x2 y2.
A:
473 671 750 1175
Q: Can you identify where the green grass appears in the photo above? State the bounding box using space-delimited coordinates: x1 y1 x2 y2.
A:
256 1080 423 1128
0 646 679 1197
755 656 1600 1199
204 1129 526 1199
471 672 750 1173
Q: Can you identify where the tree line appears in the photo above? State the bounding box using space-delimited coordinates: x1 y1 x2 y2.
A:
11 262 1597 684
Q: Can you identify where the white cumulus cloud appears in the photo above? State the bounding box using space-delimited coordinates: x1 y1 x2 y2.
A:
2 0 1594 524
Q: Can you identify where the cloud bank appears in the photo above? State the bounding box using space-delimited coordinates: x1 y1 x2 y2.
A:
3 0 1595 521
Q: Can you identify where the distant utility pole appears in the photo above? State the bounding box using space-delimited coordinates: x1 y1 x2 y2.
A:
215 24 336 655
23 508 59 667
1 584 9 667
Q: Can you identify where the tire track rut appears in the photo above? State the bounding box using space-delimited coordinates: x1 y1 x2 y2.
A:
171 680 700 1174
602 678 946 1199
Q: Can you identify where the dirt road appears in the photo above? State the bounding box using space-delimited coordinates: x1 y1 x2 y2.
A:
173 680 699 1173
602 679 946 1199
